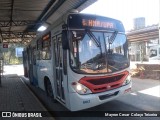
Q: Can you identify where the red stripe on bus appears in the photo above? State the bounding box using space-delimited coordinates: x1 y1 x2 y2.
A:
79 71 129 93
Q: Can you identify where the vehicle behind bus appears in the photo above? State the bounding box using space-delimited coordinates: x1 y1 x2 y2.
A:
23 12 132 111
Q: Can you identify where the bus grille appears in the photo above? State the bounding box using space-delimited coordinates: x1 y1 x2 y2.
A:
79 71 129 93
86 74 124 85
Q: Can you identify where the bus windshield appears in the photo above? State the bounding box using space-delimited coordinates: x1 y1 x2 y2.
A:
70 30 129 74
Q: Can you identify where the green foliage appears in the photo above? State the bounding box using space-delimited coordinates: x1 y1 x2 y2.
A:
3 43 25 65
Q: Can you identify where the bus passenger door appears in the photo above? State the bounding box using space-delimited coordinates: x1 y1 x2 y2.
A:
28 46 34 85
53 35 66 103
32 48 38 86
29 47 38 86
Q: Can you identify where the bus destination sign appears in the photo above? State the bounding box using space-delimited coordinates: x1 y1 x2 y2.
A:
82 19 114 29
67 14 122 30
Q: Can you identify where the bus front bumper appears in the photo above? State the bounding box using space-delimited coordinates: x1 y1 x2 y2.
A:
69 82 132 111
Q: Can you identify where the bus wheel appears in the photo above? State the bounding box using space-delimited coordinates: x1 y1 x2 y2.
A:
46 80 57 103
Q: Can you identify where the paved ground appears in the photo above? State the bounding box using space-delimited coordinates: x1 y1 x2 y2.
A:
0 74 54 120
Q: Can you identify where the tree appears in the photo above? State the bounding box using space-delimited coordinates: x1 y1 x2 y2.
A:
3 43 25 65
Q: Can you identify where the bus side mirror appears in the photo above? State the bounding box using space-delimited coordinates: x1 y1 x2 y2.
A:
62 30 69 50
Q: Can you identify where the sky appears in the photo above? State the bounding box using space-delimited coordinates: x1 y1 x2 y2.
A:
81 0 159 31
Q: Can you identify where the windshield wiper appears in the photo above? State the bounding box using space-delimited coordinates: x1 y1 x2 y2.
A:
107 31 118 54
86 30 103 56
108 31 118 44
86 30 101 47
103 31 118 72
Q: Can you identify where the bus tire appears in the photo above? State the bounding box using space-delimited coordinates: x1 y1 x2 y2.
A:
45 79 57 103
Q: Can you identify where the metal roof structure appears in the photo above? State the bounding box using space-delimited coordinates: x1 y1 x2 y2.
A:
0 0 97 45
127 24 159 42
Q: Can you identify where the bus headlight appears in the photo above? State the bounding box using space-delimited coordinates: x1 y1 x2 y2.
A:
122 75 131 85
72 82 92 95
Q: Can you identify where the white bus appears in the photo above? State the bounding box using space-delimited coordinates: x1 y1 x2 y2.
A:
23 12 132 111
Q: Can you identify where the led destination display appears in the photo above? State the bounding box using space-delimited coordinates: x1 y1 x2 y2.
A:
67 14 125 32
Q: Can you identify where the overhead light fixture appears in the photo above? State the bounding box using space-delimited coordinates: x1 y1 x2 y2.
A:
37 25 47 32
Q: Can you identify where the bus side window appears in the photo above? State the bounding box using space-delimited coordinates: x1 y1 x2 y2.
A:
42 38 51 60
37 39 42 60
41 50 51 60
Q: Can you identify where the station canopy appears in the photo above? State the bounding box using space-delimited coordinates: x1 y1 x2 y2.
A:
0 0 97 45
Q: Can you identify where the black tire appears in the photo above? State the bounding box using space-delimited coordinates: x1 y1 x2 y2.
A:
46 80 57 103
46 80 53 97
